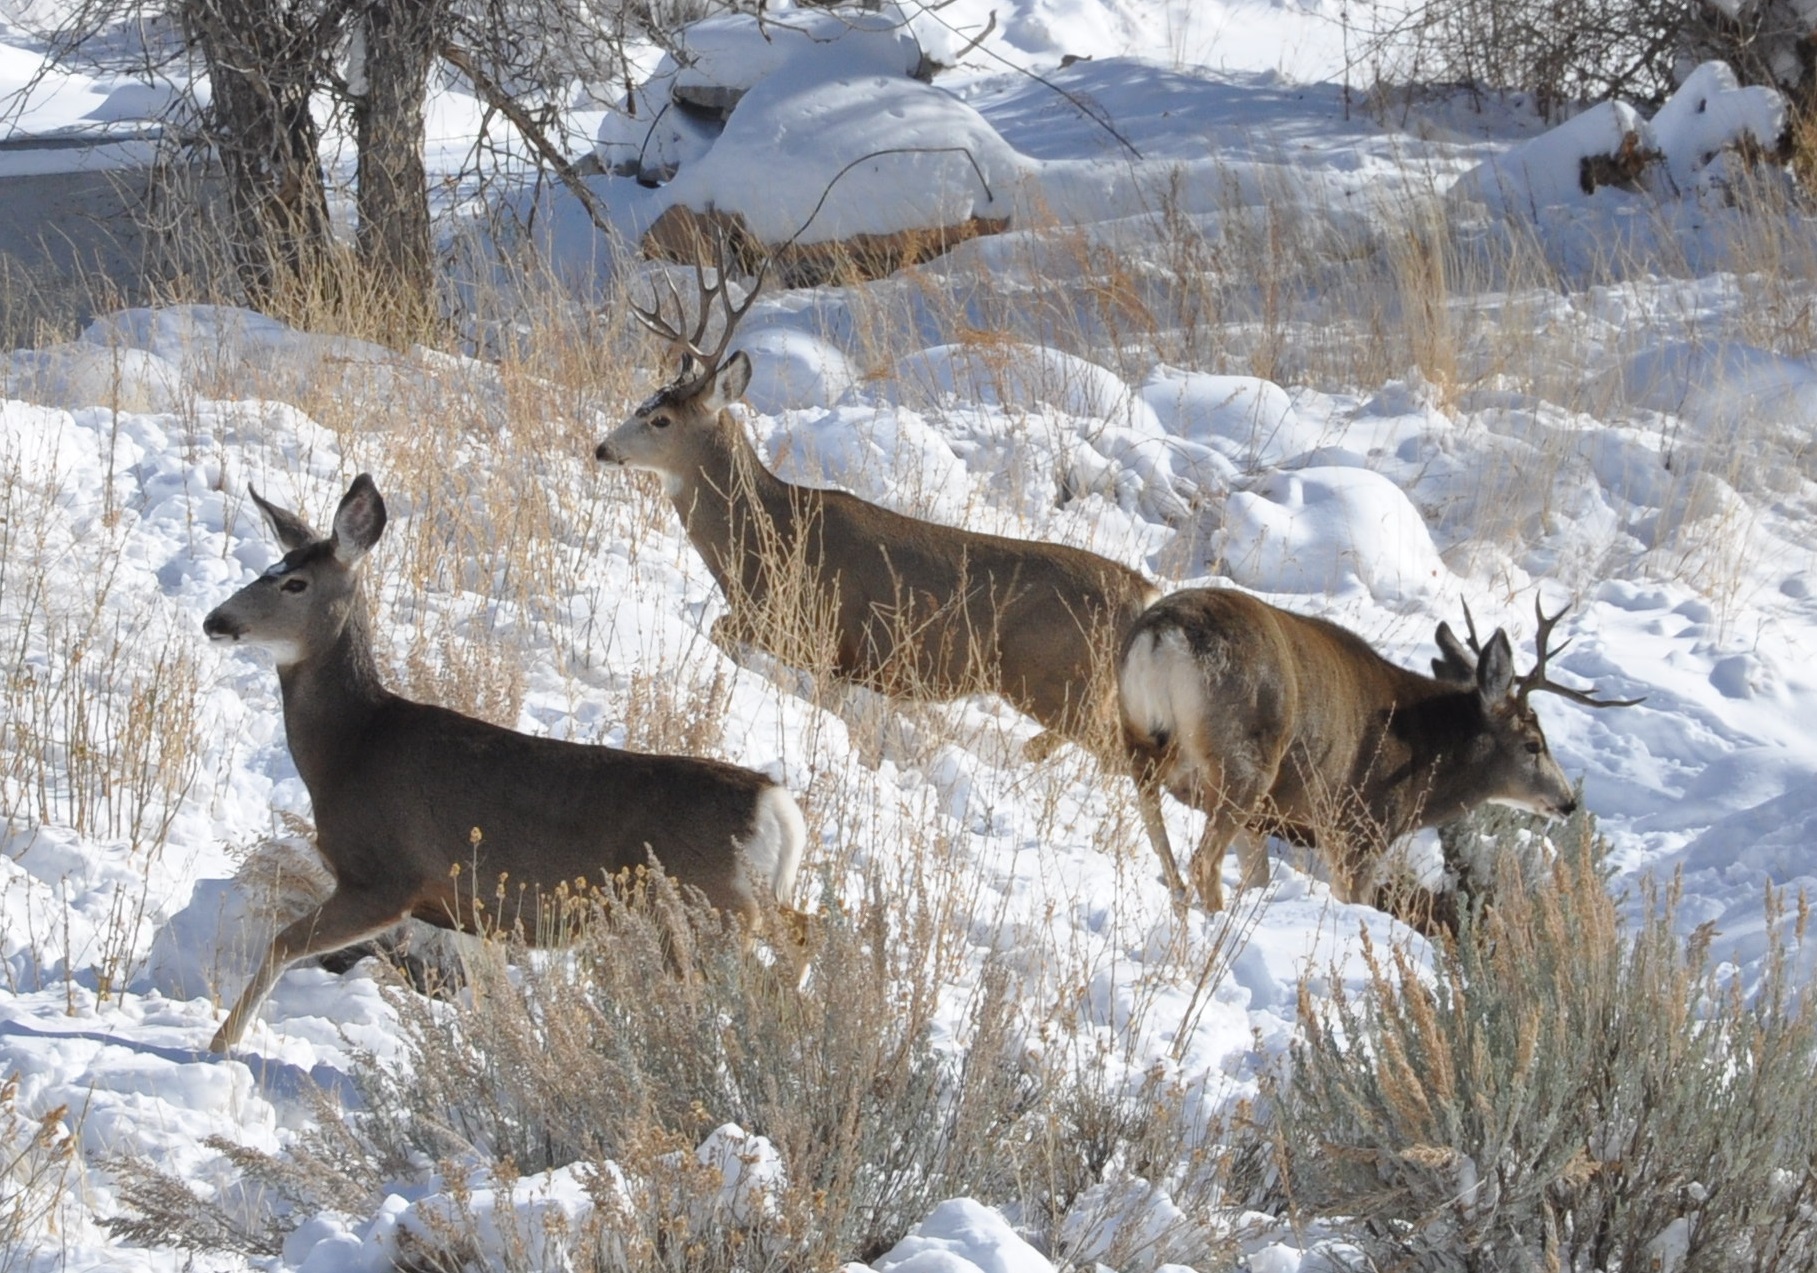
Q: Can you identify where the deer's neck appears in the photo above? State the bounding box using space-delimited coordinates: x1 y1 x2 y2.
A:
1368 675 1485 836
276 602 392 794
668 423 795 588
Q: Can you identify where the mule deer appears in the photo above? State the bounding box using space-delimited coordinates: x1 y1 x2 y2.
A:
1120 590 1639 915
595 254 1158 761
201 475 806 1052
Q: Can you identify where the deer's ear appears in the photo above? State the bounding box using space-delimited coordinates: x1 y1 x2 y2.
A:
1476 629 1515 702
1432 621 1476 683
704 350 752 409
330 474 388 565
248 484 319 551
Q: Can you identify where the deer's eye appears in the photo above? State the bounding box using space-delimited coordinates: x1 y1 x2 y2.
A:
281 577 309 594
649 414 671 430
1525 740 1543 755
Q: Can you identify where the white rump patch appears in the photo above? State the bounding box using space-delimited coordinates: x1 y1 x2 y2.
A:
1119 626 1207 743
741 784 807 903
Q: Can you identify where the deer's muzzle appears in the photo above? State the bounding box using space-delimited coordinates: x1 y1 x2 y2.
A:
203 610 245 642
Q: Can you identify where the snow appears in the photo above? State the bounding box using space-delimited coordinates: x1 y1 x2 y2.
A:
655 59 1028 245
1219 466 1450 603
1650 61 1786 192
4 1 1817 1270
1451 60 1789 217
873 1198 1052 1273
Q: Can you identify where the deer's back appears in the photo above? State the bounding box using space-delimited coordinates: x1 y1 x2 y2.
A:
786 485 1154 728
310 698 775 924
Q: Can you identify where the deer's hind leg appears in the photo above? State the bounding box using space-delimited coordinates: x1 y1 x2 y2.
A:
1186 807 1263 914
1134 770 1192 908
1181 741 1281 914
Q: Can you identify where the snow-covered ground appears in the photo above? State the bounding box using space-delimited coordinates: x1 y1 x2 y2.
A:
4 2 1817 1270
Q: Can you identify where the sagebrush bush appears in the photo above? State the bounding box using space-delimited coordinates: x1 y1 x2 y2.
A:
102 862 1240 1272
1264 807 1817 1272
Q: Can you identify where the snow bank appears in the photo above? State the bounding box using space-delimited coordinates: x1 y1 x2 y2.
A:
872 1198 1052 1273
658 64 1026 246
1219 467 1448 604
1450 61 1787 216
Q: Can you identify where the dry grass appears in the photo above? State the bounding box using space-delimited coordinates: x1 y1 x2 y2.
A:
0 1072 80 1273
115 856 1250 1272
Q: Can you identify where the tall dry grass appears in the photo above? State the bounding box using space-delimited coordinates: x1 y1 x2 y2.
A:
0 1072 80 1273
107 854 1254 1271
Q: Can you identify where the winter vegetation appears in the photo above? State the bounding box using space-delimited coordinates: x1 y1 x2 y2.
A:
3 0 1817 1269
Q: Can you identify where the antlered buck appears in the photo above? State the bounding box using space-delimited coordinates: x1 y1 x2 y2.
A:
595 253 1158 763
202 475 805 1052
1120 589 1640 915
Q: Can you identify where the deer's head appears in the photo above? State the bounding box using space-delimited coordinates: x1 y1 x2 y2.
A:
595 351 753 489
1429 597 1641 818
595 236 767 487
203 476 387 668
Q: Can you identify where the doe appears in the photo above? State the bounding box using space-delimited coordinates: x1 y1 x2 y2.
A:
202 474 805 1052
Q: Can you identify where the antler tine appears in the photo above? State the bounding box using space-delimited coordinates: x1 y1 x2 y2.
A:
628 222 770 375
628 273 685 347
1458 598 1484 655
695 223 769 373
629 262 712 370
627 254 725 372
1517 596 1646 710
1530 680 1647 709
1528 596 1572 678
687 243 718 355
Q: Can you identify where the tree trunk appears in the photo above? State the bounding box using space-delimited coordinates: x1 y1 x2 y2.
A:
184 0 341 305
355 0 446 328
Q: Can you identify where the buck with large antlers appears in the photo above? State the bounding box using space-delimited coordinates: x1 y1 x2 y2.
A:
595 251 1158 762
1120 590 1640 915
202 475 806 1052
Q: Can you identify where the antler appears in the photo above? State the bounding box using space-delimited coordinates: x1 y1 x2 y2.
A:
628 221 770 377
1516 596 1645 709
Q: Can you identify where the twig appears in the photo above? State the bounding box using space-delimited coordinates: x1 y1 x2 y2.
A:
441 40 613 239
911 3 1143 162
777 144 996 252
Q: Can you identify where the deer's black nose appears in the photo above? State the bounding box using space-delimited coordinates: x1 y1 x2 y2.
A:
594 440 617 463
204 610 242 641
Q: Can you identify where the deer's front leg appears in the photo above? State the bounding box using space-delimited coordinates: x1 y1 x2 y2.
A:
211 881 415 1053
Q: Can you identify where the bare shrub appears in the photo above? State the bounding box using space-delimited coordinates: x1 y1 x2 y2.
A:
1263 808 1817 1271
1681 0 1817 144
102 1149 284 1258
1347 0 1687 122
